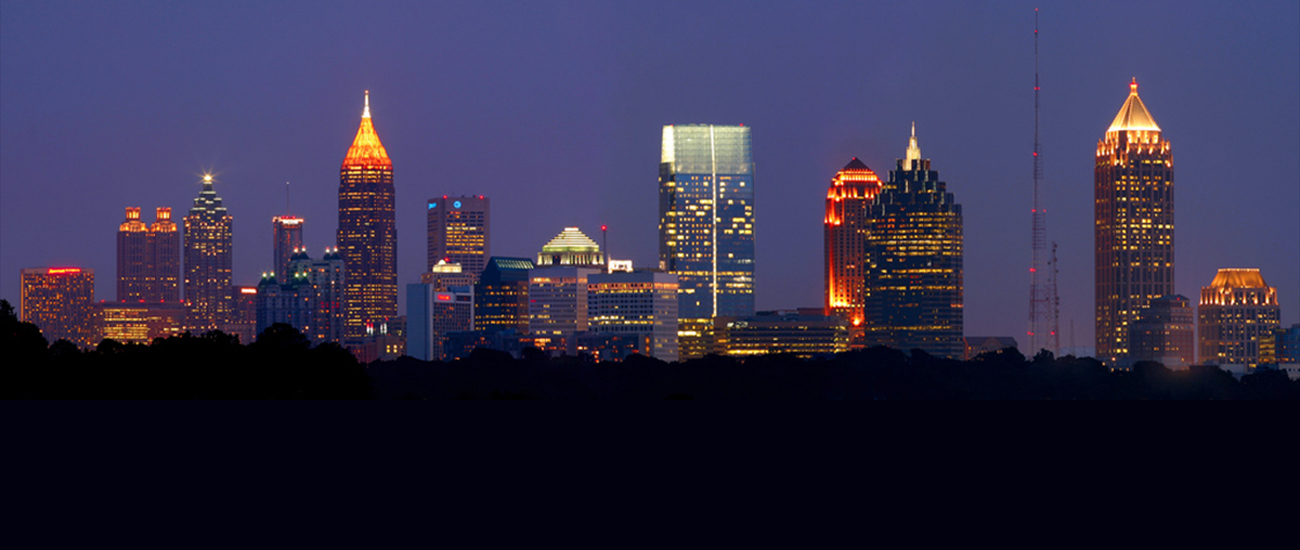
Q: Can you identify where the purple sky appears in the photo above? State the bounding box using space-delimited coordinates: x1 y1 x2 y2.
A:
3 0 1297 349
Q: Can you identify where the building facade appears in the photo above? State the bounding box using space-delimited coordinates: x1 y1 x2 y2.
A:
1128 294 1195 369
21 267 96 347
427 195 489 277
421 259 476 290
862 125 964 359
529 265 600 352
118 207 179 303
1198 269 1280 368
659 124 755 358
254 248 346 344
474 257 535 334
407 283 474 362
337 91 396 340
824 158 882 326
184 174 234 331
96 301 186 345
1095 79 1174 364
536 226 604 267
272 216 304 282
587 270 679 362
717 311 849 359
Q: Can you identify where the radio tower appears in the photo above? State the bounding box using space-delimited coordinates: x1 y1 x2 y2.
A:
1027 8 1052 356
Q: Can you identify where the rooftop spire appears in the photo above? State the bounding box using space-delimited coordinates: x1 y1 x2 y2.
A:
363 90 371 119
1107 77 1161 132
905 122 922 166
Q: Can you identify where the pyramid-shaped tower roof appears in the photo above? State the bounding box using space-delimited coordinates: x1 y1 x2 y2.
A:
1108 78 1161 132
842 157 871 171
542 227 600 252
342 91 392 170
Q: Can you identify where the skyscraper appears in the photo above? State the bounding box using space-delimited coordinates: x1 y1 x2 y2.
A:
272 216 304 281
184 174 233 330
474 256 535 334
862 125 963 359
337 91 396 340
587 271 680 362
427 195 489 277
659 124 754 357
824 158 882 325
1095 79 1174 364
117 207 179 303
1198 268 1280 368
21 267 96 347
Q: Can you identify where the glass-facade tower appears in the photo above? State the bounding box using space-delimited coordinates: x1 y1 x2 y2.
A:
659 124 755 323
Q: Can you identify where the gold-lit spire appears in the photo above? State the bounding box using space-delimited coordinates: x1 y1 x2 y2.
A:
1107 78 1161 132
905 122 921 166
343 91 392 169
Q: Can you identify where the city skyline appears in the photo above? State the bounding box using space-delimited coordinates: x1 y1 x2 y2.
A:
2 1 1297 349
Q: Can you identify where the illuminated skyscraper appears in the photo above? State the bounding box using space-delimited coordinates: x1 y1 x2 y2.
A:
659 124 754 358
1095 79 1174 364
427 195 489 277
184 174 234 330
862 125 963 359
474 256 535 334
337 91 396 340
272 216 303 282
1198 269 1280 368
117 207 179 303
21 267 96 347
824 158 882 325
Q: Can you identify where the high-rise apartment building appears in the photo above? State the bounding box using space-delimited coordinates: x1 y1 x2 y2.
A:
474 257 535 334
21 267 96 347
659 124 755 358
1096 79 1174 364
427 195 489 277
117 207 179 303
824 158 882 325
862 125 963 359
337 91 396 340
587 271 679 362
272 216 304 282
184 174 234 330
1198 268 1280 368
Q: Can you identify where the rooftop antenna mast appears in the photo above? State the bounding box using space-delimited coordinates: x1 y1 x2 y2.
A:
1028 8 1053 357
286 181 291 215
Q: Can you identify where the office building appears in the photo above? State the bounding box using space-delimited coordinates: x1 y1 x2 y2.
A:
536 227 604 267
407 283 474 362
474 257 535 334
824 158 882 325
272 216 304 282
862 125 963 359
587 270 679 362
427 195 489 276
225 285 258 344
117 207 179 303
337 91 396 340
716 311 849 359
255 247 346 344
1129 294 1195 369
421 259 476 290
1198 269 1280 368
20 267 96 347
659 124 755 358
529 265 600 353
184 174 234 331
1095 79 1174 364
95 301 186 345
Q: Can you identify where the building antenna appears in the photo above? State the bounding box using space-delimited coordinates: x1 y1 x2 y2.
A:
286 181 291 215
1027 8 1052 357
601 224 609 273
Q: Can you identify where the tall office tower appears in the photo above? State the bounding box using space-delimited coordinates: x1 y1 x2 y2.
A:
184 174 234 330
1095 79 1174 365
474 256 535 334
421 259 476 290
536 227 604 267
587 271 680 362
148 207 180 302
427 195 489 276
291 247 346 344
1129 294 1195 369
1198 268 1280 368
529 265 600 352
337 91 396 340
407 283 474 362
862 125 964 359
272 216 304 281
824 158 882 325
118 207 180 303
20 267 96 347
659 124 755 357
118 208 149 301
255 271 313 340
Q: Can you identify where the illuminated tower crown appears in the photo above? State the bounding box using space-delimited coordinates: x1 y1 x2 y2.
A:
824 157 881 326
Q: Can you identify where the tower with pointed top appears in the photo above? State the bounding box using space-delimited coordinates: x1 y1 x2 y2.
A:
184 174 234 330
862 125 963 359
824 157 882 325
1095 79 1173 365
337 91 396 339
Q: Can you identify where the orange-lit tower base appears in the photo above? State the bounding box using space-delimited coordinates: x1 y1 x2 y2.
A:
824 157 881 330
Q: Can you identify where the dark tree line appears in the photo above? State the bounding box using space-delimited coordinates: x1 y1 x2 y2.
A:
3 300 1296 399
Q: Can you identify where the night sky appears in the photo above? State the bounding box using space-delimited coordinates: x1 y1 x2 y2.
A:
2 0 1297 349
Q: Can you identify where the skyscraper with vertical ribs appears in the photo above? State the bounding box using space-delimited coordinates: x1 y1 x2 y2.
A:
824 158 881 326
118 207 179 303
1095 79 1173 365
184 175 233 330
862 125 963 358
337 91 396 339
